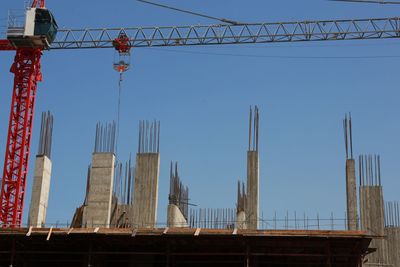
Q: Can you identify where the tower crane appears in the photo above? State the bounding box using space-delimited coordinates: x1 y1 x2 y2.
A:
1 0 400 227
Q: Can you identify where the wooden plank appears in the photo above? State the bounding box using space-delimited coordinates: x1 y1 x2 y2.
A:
46 227 53 241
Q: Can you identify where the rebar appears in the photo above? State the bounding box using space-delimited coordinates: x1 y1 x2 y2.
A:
38 111 54 158
248 106 259 152
359 154 382 186
83 165 91 206
169 162 189 220
236 180 247 213
113 158 135 205
189 208 236 229
385 201 400 228
94 121 116 153
343 113 354 159
138 120 160 154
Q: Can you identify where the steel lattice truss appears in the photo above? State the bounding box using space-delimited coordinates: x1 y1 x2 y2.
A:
0 48 41 227
51 17 400 49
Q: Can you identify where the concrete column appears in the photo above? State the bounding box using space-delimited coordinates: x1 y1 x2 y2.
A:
28 155 52 228
131 153 160 228
167 204 188 228
246 151 259 229
385 227 400 267
82 153 115 228
360 186 387 265
236 210 247 230
346 159 358 230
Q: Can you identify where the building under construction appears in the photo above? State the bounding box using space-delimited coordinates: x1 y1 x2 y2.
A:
0 107 399 267
0 1 400 266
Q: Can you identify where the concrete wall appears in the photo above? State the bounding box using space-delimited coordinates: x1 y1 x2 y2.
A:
246 151 259 230
131 153 160 228
28 155 52 228
167 204 188 228
385 227 400 267
360 186 387 265
346 159 358 230
82 153 115 228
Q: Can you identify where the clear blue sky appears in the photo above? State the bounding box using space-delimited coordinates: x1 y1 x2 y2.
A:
0 0 399 227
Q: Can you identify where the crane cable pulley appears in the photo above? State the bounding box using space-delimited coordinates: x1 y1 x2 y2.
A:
31 0 45 8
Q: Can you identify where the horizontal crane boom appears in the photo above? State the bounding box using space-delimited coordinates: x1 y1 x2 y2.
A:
51 17 400 50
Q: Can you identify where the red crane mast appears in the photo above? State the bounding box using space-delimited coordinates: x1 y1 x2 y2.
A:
0 0 45 227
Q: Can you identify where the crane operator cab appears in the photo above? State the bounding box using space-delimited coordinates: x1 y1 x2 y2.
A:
7 7 58 49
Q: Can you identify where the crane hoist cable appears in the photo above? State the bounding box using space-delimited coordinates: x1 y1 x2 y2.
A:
112 32 131 157
116 73 122 156
329 0 400 4
136 0 245 25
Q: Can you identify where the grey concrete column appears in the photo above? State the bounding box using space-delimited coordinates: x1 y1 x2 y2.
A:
82 153 115 228
246 151 259 229
385 227 400 267
28 155 52 228
346 159 358 230
167 204 188 228
236 210 247 230
131 153 160 228
360 186 387 265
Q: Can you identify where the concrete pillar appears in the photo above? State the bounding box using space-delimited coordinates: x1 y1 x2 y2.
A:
236 210 247 229
346 159 358 230
360 186 387 265
385 227 400 267
167 204 188 227
131 153 160 228
82 153 115 228
246 151 259 229
110 204 132 228
28 155 52 227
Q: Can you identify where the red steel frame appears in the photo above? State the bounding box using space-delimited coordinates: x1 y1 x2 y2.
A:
0 48 42 227
0 40 14 51
0 0 45 228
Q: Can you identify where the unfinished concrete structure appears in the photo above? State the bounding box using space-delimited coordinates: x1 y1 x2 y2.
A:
82 122 116 228
343 114 358 230
247 106 260 229
131 120 160 228
28 111 54 228
109 158 135 228
167 162 189 227
359 154 388 266
0 228 373 267
236 180 247 229
384 201 400 267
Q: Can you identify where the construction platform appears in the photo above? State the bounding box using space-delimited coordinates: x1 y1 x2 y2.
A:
0 228 373 267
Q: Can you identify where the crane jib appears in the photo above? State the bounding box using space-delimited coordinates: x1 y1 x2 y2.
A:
50 17 400 50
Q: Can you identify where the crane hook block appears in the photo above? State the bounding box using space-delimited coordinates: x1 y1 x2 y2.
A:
113 32 131 73
112 32 131 53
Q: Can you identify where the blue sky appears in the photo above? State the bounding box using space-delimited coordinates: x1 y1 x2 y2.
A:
0 0 399 227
